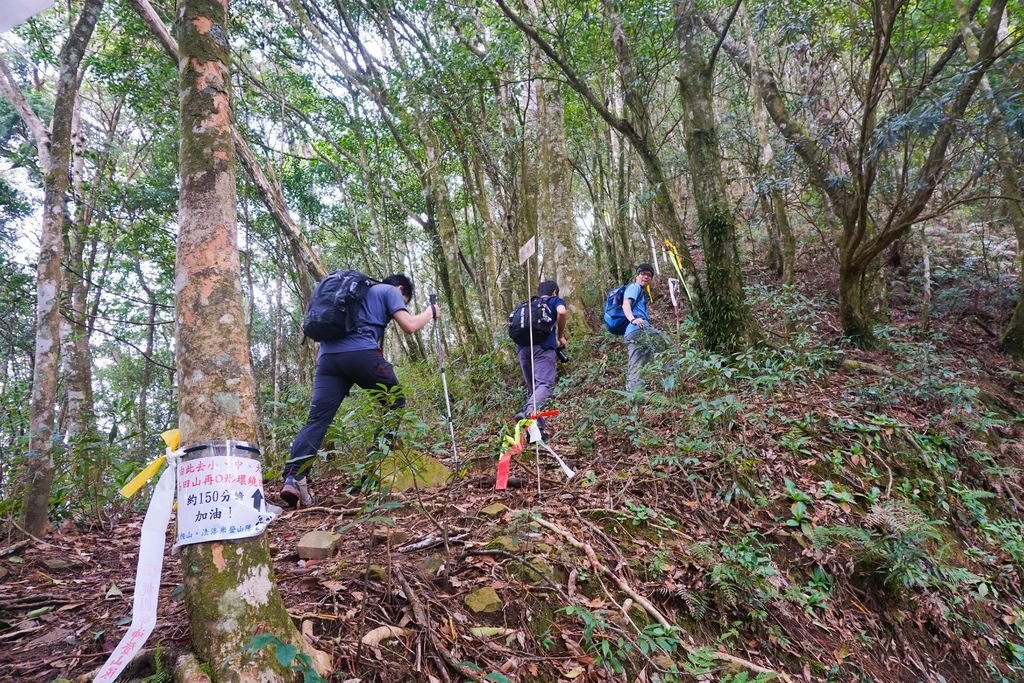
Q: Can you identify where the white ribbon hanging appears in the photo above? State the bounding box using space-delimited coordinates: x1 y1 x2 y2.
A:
93 449 180 683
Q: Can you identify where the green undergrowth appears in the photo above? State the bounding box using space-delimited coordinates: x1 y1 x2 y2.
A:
501 290 1024 681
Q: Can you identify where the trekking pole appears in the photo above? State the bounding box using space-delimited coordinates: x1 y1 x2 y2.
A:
430 293 458 469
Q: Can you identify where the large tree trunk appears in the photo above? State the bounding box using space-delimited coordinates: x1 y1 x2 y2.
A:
130 0 326 294
525 26 585 327
674 0 761 352
837 256 876 346
20 0 105 538
174 0 315 678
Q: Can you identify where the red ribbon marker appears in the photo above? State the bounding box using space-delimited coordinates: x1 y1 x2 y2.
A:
495 410 560 490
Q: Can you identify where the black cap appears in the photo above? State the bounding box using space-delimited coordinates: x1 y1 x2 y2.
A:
636 263 655 275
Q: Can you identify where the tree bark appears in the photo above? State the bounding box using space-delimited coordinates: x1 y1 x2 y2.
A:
743 6 793 285
522 0 585 328
174 0 316 678
18 0 105 538
130 0 326 292
674 0 761 351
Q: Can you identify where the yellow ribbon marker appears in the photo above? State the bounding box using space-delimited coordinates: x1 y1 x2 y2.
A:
663 240 694 302
119 429 179 499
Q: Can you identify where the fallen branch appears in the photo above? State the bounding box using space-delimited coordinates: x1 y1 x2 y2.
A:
394 568 484 682
397 532 469 553
284 505 361 517
0 624 45 642
9 519 69 550
0 538 30 557
0 593 68 610
841 358 890 376
532 514 795 683
532 514 672 628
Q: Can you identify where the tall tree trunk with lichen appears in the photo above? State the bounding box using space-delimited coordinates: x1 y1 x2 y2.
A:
14 0 105 537
525 33 585 329
675 0 761 352
420 130 483 353
743 5 794 286
174 0 322 678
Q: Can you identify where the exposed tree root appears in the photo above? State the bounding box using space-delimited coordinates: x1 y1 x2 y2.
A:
394 568 485 682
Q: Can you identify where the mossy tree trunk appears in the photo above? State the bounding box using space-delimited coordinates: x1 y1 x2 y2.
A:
174 0 315 678
674 0 761 352
837 256 876 347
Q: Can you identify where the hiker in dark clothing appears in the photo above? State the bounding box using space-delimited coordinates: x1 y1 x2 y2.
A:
514 280 568 437
281 274 439 507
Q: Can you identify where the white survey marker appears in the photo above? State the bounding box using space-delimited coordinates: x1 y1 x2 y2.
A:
518 236 536 264
0 0 55 33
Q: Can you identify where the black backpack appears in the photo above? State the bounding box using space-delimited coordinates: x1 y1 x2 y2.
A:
508 296 555 346
302 270 377 342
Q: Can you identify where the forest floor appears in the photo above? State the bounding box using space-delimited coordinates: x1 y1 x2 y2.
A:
3 250 1024 682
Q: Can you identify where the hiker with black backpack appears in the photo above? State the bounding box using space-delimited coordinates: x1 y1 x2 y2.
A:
508 280 567 438
281 272 439 507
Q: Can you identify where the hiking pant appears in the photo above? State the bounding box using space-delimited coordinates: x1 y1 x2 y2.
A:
517 345 557 429
625 327 666 392
284 349 405 480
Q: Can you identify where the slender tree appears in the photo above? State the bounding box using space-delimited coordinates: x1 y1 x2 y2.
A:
0 0 105 537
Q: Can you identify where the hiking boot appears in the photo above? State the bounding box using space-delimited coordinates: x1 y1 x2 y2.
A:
281 476 316 508
296 478 315 506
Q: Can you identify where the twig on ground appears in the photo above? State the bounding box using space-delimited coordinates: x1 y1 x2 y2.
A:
394 568 485 682
9 519 69 550
841 358 890 375
285 505 361 517
0 624 45 642
534 514 671 627
0 538 31 557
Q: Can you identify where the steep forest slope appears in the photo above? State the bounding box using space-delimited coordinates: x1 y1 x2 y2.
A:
3 265 1024 683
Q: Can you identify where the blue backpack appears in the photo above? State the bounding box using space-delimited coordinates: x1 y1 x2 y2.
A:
603 284 644 336
302 270 377 342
